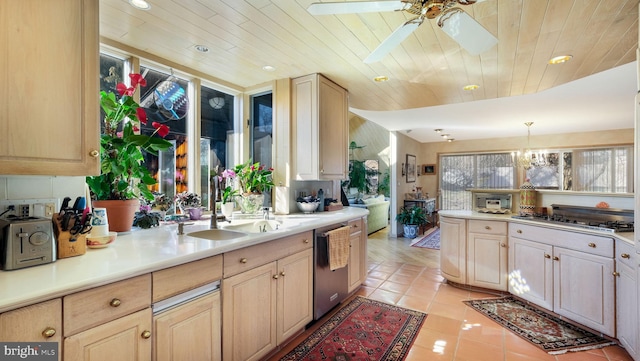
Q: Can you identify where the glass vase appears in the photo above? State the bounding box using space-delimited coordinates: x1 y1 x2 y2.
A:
239 193 264 214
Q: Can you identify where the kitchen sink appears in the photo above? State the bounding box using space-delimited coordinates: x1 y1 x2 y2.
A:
187 229 247 241
223 219 293 233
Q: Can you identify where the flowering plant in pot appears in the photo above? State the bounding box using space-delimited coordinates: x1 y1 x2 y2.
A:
85 73 172 232
174 192 203 220
231 159 274 214
395 205 429 239
218 169 239 218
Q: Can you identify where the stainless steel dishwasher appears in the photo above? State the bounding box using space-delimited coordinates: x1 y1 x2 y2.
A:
313 223 349 320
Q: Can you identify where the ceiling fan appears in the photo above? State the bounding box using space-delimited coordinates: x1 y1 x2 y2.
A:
307 0 497 63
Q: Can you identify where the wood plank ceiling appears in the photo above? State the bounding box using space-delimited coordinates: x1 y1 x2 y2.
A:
99 0 638 113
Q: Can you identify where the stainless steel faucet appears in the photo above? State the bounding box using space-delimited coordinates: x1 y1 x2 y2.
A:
210 175 218 229
262 207 270 220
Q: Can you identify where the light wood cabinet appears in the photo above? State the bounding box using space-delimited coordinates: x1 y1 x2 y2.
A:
508 223 615 336
0 0 99 176
615 240 639 359
291 73 348 181
0 298 62 360
467 220 508 291
222 233 313 361
154 292 221 361
348 217 367 293
440 217 467 284
64 308 152 361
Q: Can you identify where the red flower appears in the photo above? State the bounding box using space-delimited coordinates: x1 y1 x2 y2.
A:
152 122 170 138
129 73 147 88
136 107 147 124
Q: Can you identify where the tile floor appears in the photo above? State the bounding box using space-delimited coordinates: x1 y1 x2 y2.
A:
267 227 634 361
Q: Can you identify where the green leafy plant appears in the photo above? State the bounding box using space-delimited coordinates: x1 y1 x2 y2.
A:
86 73 173 202
378 170 390 197
133 204 163 229
395 206 429 226
231 159 274 195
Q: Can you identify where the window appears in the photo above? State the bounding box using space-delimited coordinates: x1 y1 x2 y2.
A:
439 153 515 210
250 92 273 208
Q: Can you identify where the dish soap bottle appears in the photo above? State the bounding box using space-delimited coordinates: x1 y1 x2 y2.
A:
318 189 325 212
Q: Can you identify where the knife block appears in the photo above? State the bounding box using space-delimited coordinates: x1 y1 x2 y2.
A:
52 213 86 258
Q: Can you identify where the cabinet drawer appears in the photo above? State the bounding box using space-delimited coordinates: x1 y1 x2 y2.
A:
223 231 313 278
468 220 506 235
63 274 151 336
348 218 363 235
509 223 613 257
616 239 637 268
153 255 223 303
1 298 62 344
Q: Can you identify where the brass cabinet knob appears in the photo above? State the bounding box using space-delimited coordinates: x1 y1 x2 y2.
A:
303 239 310 244
42 327 56 338
516 229 522 234
612 271 620 277
544 254 551 259
621 253 630 259
553 256 559 261
240 258 248 264
141 330 151 339
273 274 279 279
280 271 286 277
485 226 491 230
89 149 99 158
588 243 596 248
109 298 121 307
500 243 506 247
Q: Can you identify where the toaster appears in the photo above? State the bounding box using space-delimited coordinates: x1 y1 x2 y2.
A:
0 216 56 270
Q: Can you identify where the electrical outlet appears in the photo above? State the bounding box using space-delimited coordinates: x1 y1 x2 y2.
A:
0 198 58 219
18 204 30 218
44 203 56 217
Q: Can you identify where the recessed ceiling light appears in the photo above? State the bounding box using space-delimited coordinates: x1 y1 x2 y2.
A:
463 84 479 91
447 138 455 142
128 0 151 10
441 134 450 138
262 65 276 72
548 55 573 65
434 129 443 133
194 45 209 53
373 76 389 82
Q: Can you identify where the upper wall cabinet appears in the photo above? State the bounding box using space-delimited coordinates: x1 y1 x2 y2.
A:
0 0 100 176
292 74 348 181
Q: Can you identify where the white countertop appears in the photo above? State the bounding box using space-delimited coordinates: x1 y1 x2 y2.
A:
0 207 368 313
439 210 635 244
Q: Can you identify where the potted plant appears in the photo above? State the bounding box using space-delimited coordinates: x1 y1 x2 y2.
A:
396 205 429 239
219 168 239 218
231 159 274 214
175 192 203 220
85 73 172 232
133 204 163 229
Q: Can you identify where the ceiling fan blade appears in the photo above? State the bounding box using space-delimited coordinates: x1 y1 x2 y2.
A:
364 18 422 63
307 1 405 15
437 8 497 55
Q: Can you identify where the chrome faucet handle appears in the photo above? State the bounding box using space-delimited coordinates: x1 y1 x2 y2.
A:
177 222 194 235
262 207 270 220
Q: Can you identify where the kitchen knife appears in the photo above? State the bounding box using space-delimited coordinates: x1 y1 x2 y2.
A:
60 197 71 214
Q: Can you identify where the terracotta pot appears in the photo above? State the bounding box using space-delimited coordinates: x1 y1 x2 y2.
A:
93 199 140 233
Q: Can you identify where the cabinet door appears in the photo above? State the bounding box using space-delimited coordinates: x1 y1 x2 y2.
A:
318 75 347 180
277 249 313 344
0 0 99 175
348 218 365 293
439 217 466 284
222 262 277 361
616 259 638 357
154 292 221 361
553 247 615 336
468 233 508 291
0 298 62 359
508 237 553 309
64 308 152 361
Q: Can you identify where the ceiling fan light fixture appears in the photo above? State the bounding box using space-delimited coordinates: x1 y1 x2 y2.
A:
548 55 573 65
437 8 497 55
128 0 151 10
463 84 479 91
373 75 389 82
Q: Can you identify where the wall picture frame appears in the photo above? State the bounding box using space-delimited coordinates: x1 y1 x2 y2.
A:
406 154 416 182
423 164 436 175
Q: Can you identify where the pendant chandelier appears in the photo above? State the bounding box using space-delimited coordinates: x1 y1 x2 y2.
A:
511 122 549 170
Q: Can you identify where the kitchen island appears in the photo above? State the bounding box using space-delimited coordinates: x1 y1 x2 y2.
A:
439 210 638 359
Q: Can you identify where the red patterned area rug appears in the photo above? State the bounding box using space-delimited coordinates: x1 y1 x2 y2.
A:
410 227 439 249
464 296 617 355
279 296 426 361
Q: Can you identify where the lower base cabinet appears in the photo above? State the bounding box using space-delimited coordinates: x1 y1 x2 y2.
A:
615 240 639 360
153 292 221 361
222 247 313 361
440 217 467 284
348 217 367 293
64 308 152 361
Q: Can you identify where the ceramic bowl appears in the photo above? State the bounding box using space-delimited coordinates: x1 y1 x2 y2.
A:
296 201 319 214
86 231 117 249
